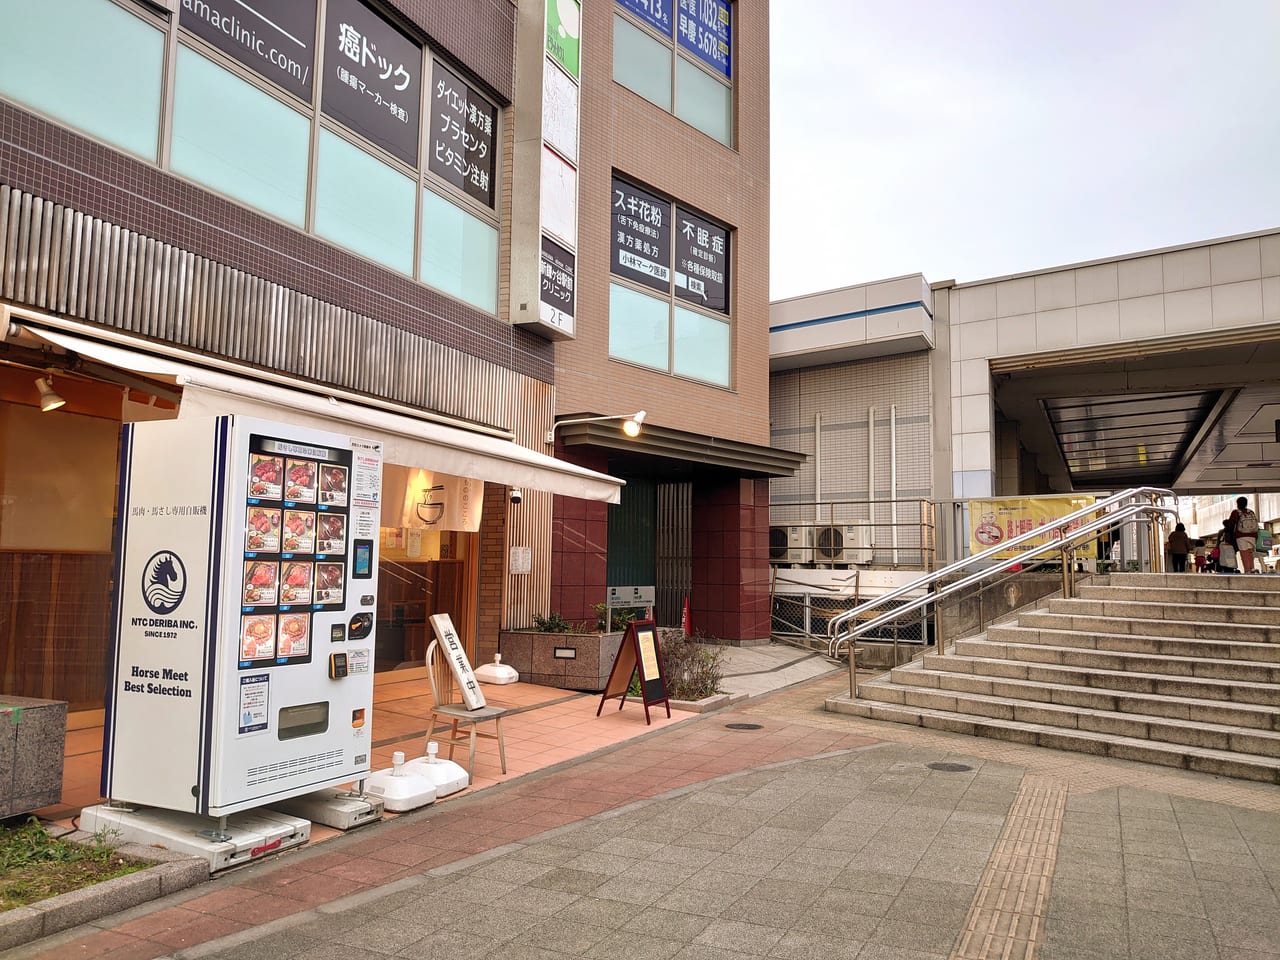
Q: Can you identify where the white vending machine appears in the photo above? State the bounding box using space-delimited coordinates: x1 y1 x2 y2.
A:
99 416 383 828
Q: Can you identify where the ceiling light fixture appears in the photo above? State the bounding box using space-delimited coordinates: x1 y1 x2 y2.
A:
35 376 66 412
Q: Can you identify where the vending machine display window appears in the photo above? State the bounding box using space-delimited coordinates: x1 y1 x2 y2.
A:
240 434 354 669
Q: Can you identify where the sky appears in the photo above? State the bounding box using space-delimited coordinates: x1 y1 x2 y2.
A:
769 1 1280 300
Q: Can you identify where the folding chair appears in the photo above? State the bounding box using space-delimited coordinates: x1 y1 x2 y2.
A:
425 638 507 784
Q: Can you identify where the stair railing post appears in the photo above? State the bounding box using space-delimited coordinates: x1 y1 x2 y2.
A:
932 579 944 657
848 632 858 698
1061 538 1073 599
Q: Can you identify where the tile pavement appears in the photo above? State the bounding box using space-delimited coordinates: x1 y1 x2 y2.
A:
12 670 1280 960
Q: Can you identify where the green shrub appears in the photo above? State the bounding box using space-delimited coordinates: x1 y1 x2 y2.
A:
659 628 724 701
592 603 639 632
531 611 578 633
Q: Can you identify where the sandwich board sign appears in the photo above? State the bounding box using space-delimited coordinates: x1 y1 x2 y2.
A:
596 619 670 725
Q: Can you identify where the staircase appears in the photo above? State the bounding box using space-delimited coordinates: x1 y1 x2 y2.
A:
826 572 1280 784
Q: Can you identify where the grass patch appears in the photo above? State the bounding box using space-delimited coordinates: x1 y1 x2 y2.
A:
1 818 144 911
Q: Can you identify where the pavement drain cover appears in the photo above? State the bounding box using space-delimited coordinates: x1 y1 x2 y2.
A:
926 762 973 772
725 723 763 730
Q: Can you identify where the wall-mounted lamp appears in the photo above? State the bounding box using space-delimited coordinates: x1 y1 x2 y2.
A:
546 410 646 445
415 484 445 524
35 376 66 413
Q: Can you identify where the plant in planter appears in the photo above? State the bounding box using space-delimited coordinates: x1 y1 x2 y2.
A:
659 628 724 701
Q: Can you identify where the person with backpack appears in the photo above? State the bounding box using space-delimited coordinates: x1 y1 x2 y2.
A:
1231 496 1261 573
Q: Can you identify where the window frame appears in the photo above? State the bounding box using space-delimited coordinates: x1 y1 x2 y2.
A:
612 3 734 147
608 174 734 389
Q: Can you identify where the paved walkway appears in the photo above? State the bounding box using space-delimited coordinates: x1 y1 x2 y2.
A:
14 665 1280 960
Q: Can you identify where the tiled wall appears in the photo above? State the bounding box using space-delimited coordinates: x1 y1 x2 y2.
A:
550 449 610 625
691 478 771 639
559 0 772 447
946 232 1280 497
770 352 933 511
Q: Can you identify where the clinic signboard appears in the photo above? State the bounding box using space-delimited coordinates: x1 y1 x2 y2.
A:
674 207 728 313
322 0 422 166
180 0 318 102
540 235 576 334
611 177 671 293
428 61 497 208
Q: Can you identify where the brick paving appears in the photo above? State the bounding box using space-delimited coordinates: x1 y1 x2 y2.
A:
12 672 1280 960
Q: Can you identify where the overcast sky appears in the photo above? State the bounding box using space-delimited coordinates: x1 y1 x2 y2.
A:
769 1 1280 300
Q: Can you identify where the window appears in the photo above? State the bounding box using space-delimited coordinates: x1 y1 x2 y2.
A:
420 188 498 314
613 16 671 110
315 130 416 276
613 1 732 146
609 284 670 371
171 47 310 227
1 0 501 312
609 175 732 386
0 0 164 160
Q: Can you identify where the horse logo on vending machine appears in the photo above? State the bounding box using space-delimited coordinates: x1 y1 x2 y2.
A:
142 550 187 615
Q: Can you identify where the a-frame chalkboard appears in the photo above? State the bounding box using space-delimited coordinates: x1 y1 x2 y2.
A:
596 619 670 725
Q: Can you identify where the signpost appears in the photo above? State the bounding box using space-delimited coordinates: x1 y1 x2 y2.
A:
597 619 670 725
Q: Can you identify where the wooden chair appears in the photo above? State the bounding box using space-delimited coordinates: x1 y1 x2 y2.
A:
425 639 507 784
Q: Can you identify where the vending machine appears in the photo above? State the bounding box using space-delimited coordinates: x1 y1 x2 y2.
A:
99 416 382 820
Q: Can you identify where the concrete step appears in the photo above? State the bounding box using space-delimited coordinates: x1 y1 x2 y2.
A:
1076 584 1280 608
1007 612 1280 646
918 652 1280 710
1045 597 1280 627
948 639 1280 685
858 676 1280 758
983 624 1280 663
1109 572 1280 593
825 695 1280 785
895 659 1280 726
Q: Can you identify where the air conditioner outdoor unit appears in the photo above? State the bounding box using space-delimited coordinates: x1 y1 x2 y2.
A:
813 524 873 564
768 525 809 563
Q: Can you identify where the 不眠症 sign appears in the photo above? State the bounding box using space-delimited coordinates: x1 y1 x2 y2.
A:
674 207 728 313
321 0 421 166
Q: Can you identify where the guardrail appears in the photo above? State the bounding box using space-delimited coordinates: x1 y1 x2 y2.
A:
827 487 1177 697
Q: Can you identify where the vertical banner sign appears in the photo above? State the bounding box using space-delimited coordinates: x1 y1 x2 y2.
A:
677 0 731 78
617 0 671 35
179 0 318 101
541 148 579 247
674 207 729 313
611 177 672 293
540 236 576 333
428 61 497 208
545 0 581 80
322 0 422 166
542 57 579 161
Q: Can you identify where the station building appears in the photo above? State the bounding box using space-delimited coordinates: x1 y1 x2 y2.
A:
769 228 1280 594
0 0 796 716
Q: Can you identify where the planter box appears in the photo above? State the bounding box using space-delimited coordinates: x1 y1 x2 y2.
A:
0 696 67 818
499 631 625 692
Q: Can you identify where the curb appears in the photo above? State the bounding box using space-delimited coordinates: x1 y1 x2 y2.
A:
0 834 208 951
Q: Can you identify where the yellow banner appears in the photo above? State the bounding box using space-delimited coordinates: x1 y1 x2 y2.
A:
969 495 1097 560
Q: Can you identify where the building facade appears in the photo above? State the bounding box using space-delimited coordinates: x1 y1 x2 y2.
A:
0 0 793 717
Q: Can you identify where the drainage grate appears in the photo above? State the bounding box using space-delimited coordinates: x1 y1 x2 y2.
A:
926 762 973 772
725 722 763 730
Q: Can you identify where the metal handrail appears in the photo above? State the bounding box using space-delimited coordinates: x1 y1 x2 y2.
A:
828 486 1177 693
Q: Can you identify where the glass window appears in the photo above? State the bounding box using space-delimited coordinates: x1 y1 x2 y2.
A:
609 284 669 371
0 0 163 160
420 188 498 314
613 15 671 110
673 306 730 386
171 47 310 227
315 130 415 275
676 59 732 146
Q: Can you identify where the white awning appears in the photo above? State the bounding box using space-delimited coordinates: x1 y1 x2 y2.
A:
14 321 624 503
